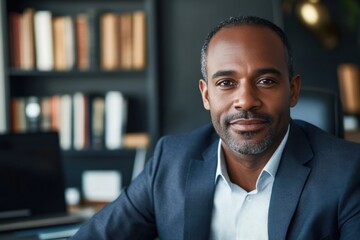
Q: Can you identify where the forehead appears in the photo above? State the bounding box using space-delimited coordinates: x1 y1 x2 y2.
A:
206 25 288 77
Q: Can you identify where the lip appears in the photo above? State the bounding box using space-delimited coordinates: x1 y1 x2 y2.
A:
229 118 268 132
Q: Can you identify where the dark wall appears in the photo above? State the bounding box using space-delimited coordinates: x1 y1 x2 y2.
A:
158 0 278 135
283 0 360 92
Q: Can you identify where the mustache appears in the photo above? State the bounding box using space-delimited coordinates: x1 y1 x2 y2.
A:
224 110 273 125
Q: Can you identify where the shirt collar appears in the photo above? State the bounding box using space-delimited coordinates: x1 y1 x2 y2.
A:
215 125 290 187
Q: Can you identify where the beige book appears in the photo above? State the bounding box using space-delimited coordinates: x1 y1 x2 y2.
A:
53 16 67 70
132 11 146 70
101 13 119 70
20 8 35 70
118 13 133 69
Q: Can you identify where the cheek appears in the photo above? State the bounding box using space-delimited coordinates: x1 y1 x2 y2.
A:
208 97 232 122
262 90 291 116
271 93 292 119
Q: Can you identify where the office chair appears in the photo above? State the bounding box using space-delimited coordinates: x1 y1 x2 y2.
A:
290 87 344 138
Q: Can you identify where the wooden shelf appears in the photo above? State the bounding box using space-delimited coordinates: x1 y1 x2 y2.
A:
345 130 360 143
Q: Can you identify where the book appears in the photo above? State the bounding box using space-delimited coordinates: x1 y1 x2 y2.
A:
53 16 67 70
34 11 54 71
11 97 27 133
20 8 35 70
100 13 119 70
60 94 72 150
118 13 133 69
40 96 52 131
105 91 127 149
337 64 360 114
132 11 146 70
64 16 76 70
50 95 61 131
8 12 21 69
73 92 89 150
75 14 89 70
123 133 149 148
90 95 105 150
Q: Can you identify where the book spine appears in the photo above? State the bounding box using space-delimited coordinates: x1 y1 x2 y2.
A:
105 91 127 149
90 95 105 150
60 94 72 150
132 11 146 70
20 8 35 70
119 13 133 70
100 13 119 70
64 16 76 70
9 13 21 69
53 16 67 71
11 97 27 132
73 92 89 150
75 14 89 70
40 96 52 131
34 11 54 71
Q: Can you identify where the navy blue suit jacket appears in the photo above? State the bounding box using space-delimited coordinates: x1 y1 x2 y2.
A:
71 120 360 239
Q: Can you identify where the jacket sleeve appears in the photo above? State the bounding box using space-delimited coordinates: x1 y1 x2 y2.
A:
339 154 360 240
70 139 166 240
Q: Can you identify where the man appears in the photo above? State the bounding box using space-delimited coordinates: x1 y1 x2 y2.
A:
71 16 360 239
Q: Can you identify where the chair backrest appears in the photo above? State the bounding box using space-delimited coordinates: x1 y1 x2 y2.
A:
290 87 344 138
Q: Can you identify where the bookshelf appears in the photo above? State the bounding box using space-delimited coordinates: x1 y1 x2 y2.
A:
0 0 159 193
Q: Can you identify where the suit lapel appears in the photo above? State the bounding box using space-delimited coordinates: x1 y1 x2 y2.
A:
268 122 313 240
184 139 218 240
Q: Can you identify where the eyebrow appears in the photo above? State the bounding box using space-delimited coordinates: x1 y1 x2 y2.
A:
210 68 283 80
210 70 237 80
255 68 282 76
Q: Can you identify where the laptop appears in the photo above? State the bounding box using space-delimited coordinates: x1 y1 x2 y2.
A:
0 131 91 235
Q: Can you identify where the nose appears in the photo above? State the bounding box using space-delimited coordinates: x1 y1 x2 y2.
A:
233 82 261 110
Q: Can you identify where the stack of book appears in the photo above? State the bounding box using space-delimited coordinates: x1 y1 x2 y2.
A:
8 9 147 71
11 91 129 150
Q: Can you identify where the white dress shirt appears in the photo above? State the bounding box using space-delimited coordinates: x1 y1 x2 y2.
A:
210 127 290 240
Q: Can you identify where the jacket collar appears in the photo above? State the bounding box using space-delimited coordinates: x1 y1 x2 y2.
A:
268 121 313 239
184 132 218 240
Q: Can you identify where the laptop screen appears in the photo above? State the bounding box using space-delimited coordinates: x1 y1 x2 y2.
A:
0 131 67 221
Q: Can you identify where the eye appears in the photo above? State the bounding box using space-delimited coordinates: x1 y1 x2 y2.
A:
257 78 277 87
216 79 237 88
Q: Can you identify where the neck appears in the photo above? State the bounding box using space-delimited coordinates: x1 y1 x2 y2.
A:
224 151 270 192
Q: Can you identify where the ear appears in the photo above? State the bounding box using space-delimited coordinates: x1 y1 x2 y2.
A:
290 75 301 108
199 79 210 110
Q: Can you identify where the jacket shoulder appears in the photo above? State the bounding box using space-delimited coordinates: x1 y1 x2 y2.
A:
158 123 218 153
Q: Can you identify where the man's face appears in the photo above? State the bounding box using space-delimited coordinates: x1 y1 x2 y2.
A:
199 25 300 155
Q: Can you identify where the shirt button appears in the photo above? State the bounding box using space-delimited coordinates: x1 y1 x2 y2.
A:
246 196 252 201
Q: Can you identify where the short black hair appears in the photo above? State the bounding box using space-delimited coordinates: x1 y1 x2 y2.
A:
200 16 294 81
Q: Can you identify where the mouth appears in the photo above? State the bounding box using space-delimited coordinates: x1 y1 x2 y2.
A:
229 118 269 132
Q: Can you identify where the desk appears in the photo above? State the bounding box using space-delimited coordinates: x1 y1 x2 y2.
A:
0 207 95 240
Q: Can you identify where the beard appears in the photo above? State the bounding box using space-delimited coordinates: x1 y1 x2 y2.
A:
213 110 274 155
